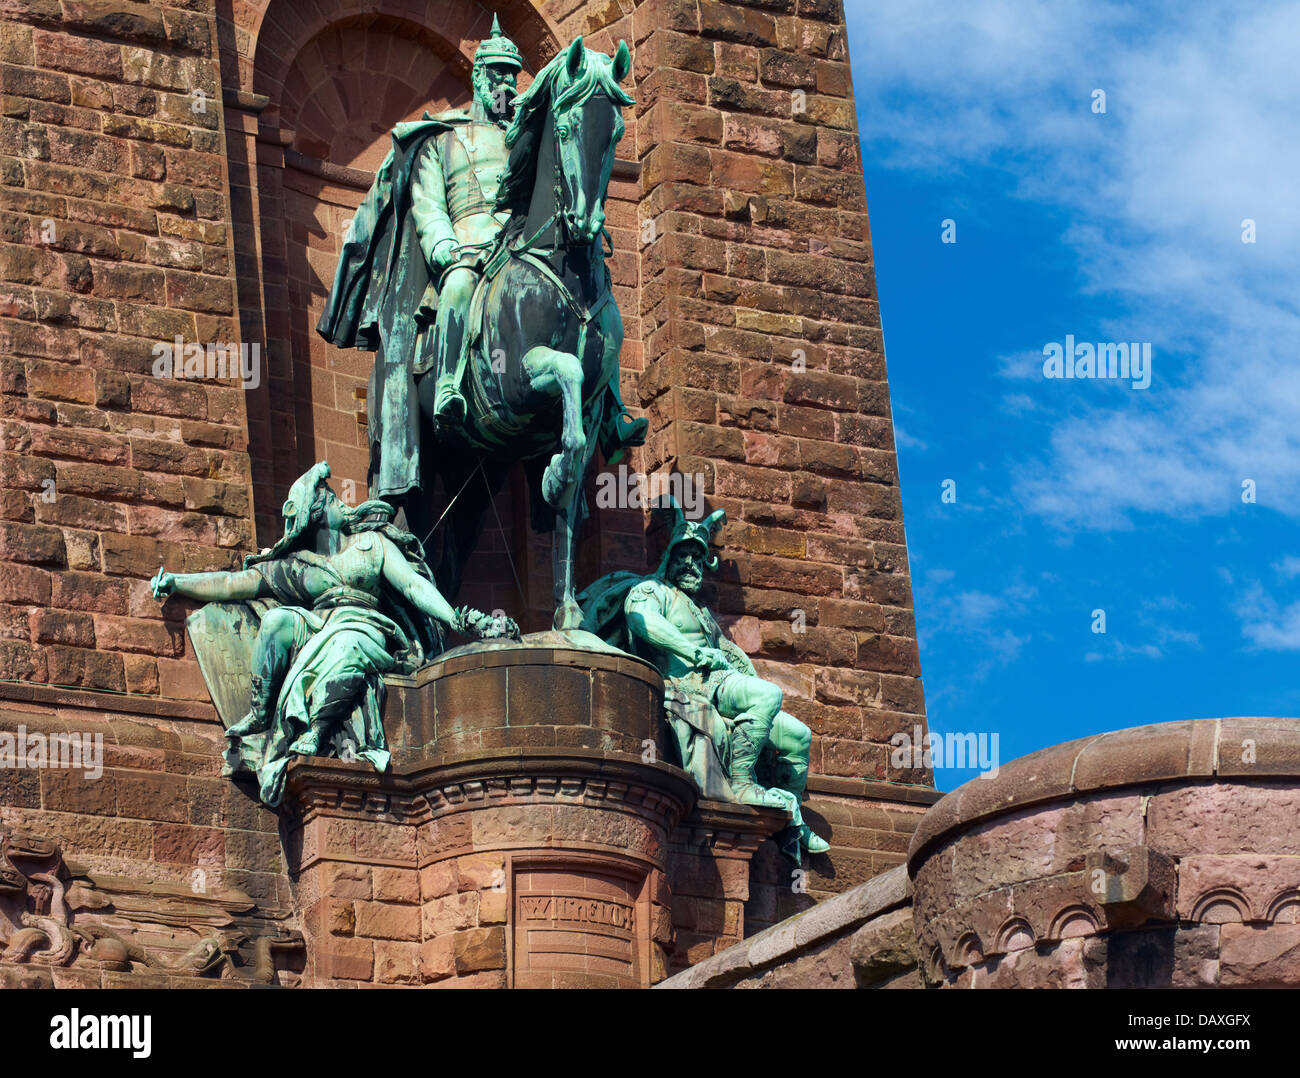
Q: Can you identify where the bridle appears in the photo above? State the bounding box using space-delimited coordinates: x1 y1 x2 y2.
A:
483 86 616 356
506 94 614 261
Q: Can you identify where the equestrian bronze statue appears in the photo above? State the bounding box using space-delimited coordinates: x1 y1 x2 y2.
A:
317 26 647 630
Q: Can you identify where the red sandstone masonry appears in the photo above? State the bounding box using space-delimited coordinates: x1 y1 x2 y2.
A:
620 0 927 791
1 0 927 754
0 0 934 982
0 0 253 702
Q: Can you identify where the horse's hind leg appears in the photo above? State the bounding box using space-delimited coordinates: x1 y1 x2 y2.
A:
522 345 587 509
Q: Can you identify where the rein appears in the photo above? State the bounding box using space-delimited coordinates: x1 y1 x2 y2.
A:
484 105 614 347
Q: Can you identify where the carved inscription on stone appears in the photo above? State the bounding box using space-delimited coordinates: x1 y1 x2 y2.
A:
513 868 642 987
519 895 634 930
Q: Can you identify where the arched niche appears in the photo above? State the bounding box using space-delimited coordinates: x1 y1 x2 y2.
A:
218 0 566 624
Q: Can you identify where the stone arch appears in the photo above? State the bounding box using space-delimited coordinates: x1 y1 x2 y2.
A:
926 943 948 984
1190 887 1252 925
1266 889 1300 924
228 0 563 105
1048 905 1100 941
278 15 470 172
993 917 1036 955
950 931 984 970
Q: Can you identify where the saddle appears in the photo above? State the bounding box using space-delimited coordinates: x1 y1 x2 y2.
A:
457 232 616 446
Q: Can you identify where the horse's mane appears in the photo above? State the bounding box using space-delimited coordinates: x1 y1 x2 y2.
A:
496 44 633 219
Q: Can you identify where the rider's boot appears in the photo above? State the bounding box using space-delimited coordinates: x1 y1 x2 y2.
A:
432 296 471 424
604 376 649 451
433 377 466 423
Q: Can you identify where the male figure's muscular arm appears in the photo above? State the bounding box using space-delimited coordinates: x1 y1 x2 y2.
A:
411 138 458 273
625 587 729 671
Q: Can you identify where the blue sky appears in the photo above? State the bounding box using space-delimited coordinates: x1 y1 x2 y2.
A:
845 0 1300 788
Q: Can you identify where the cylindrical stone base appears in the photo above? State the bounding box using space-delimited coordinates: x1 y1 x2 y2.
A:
285 633 698 987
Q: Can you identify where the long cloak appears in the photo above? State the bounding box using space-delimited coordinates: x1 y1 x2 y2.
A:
315 116 457 500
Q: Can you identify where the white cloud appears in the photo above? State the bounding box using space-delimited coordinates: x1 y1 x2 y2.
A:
893 423 928 451
1273 555 1300 580
915 579 1036 682
1236 582 1300 650
849 0 1300 529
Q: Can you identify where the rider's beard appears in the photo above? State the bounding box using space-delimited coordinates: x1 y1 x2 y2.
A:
472 66 510 123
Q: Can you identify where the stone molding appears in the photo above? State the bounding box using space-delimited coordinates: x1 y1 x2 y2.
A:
0 684 219 724
909 716 1300 864
910 717 1300 987
677 798 791 855
284 748 700 837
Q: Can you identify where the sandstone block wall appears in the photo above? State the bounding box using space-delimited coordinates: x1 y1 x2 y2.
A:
658 862 921 988
0 0 934 981
625 0 927 794
1 0 252 705
910 718 1300 989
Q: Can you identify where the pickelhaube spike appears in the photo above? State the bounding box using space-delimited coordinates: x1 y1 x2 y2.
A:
473 12 524 71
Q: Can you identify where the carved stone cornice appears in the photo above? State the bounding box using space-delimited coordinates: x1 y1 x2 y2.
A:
673 798 789 855
283 748 698 832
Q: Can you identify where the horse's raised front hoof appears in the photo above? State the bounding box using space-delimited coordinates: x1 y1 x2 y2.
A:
553 600 583 631
542 452 578 509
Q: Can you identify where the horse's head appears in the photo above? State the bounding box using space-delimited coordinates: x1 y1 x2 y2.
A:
552 38 632 243
500 37 633 246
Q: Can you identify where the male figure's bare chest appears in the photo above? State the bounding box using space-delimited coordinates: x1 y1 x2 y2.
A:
666 590 718 643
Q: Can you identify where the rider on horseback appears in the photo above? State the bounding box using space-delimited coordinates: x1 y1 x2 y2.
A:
412 16 522 425
317 18 648 513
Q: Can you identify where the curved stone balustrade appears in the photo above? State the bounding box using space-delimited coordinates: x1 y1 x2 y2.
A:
908 717 1300 988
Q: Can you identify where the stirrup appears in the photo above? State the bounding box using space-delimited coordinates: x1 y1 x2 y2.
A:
434 383 466 422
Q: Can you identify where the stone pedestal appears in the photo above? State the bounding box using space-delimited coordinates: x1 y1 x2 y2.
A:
283 634 708 987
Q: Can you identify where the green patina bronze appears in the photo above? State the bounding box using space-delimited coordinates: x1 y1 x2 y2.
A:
317 20 647 628
319 15 523 467
579 501 831 860
150 462 518 807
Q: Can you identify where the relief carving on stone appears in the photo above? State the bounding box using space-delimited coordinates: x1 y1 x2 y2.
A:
0 826 304 985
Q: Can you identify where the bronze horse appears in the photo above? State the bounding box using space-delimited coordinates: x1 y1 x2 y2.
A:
417 38 645 630
319 38 642 631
